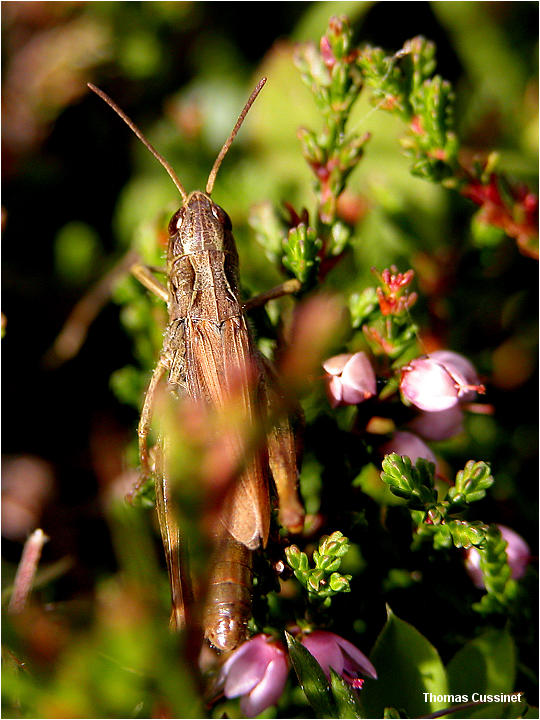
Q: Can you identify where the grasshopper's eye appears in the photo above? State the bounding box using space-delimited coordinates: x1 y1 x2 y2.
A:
211 203 232 230
168 207 185 235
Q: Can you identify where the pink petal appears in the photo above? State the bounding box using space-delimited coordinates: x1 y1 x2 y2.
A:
408 406 464 441
430 351 478 386
327 376 344 407
430 351 480 401
336 636 377 680
240 655 288 718
221 636 272 697
302 631 344 679
401 358 459 411
341 352 376 398
499 525 531 579
464 547 484 588
465 525 531 588
341 384 373 404
323 354 354 376
380 431 436 465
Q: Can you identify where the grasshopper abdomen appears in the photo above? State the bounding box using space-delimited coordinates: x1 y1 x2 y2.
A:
204 536 253 652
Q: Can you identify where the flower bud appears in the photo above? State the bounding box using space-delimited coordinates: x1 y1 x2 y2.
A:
464 525 531 589
323 352 376 408
407 405 464 441
379 431 436 465
219 634 289 718
400 351 484 412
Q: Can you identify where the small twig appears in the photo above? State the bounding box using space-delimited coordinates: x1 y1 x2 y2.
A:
44 249 140 367
8 529 48 614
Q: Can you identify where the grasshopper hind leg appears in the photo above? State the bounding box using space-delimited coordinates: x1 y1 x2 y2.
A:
155 437 193 631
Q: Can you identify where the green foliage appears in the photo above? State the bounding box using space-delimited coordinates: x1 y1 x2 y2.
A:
282 223 322 286
447 629 516 716
473 526 520 615
329 669 364 719
286 632 336 718
249 201 288 264
349 287 378 329
448 460 495 506
357 33 537 255
380 455 517 615
285 632 365 719
360 607 448 718
285 531 352 606
294 15 369 235
380 454 437 508
358 36 458 183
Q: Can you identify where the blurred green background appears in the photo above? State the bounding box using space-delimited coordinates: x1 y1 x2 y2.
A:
2 2 538 717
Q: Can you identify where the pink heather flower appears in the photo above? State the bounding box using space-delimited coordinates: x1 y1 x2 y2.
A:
400 351 484 412
322 352 376 408
301 631 377 689
219 634 288 718
429 351 483 403
465 525 531 589
380 431 436 466
407 405 465 441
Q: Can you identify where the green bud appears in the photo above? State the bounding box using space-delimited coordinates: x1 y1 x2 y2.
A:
329 572 351 592
285 544 305 570
308 569 324 592
328 220 351 256
327 16 352 59
248 201 287 263
295 42 331 88
297 127 325 166
282 223 322 285
471 211 506 248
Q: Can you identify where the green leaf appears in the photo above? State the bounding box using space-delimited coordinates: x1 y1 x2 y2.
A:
282 223 322 286
360 607 448 718
349 287 379 328
447 520 487 549
383 708 407 719
380 454 437 508
449 461 494 505
248 201 287 263
286 632 337 718
447 628 516 719
330 669 364 719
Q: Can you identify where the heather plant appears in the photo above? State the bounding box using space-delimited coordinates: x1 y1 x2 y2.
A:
2 5 537 720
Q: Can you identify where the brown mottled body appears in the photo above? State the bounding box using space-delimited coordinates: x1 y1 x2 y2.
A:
141 191 271 650
164 191 270 551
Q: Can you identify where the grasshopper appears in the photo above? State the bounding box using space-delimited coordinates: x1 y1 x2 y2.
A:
89 79 304 652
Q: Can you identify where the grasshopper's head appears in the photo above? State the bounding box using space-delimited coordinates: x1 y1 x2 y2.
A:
167 190 234 255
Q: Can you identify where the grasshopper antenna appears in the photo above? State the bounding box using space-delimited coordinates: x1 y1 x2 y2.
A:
205 77 266 196
88 83 189 204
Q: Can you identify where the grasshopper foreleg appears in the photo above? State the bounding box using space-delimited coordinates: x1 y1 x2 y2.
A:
243 278 301 312
138 360 169 480
131 263 169 303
